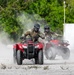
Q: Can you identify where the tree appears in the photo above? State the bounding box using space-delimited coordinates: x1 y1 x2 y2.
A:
0 0 74 41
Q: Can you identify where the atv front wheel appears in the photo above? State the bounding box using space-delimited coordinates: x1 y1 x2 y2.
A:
35 50 43 64
45 47 56 60
61 48 70 59
16 50 22 65
13 49 17 64
38 50 43 64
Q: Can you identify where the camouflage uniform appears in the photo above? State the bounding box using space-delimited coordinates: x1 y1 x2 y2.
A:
44 31 59 41
24 29 45 42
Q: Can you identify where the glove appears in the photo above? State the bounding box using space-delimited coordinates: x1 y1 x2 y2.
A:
20 36 26 40
20 36 24 39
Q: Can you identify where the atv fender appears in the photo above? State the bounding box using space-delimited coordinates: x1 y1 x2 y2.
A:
13 44 24 52
37 42 44 50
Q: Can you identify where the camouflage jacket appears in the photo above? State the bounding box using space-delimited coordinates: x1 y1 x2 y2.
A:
24 29 45 42
44 32 59 41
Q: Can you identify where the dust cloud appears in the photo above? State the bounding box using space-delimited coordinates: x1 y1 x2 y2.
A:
17 12 46 34
0 31 13 64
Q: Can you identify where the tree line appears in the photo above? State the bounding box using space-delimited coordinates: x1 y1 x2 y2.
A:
0 0 74 41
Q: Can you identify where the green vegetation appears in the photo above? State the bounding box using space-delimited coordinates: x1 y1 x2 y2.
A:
0 0 74 41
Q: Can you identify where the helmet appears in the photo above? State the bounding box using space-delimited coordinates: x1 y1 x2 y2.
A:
34 23 40 32
44 25 50 33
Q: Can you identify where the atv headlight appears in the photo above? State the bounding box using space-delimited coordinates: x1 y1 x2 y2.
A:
22 45 27 48
35 45 39 48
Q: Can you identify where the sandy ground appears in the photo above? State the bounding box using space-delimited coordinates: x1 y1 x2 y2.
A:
0 44 74 75
0 64 74 75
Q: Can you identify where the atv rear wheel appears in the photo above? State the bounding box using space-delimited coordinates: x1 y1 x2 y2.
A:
61 48 70 59
16 50 22 65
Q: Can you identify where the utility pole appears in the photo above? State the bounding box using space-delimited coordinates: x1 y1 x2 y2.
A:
64 1 66 25
63 1 66 40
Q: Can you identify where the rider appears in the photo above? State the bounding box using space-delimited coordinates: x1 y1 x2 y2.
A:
22 23 45 42
44 25 59 41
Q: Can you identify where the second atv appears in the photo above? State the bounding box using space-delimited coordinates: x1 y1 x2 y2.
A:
44 36 70 60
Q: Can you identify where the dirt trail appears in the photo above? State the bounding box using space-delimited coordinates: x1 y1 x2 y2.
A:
0 64 74 75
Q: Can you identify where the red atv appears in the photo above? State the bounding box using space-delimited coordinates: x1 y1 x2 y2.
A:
13 37 44 65
44 36 70 60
